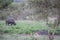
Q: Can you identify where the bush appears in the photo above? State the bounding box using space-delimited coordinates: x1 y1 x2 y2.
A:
0 0 13 9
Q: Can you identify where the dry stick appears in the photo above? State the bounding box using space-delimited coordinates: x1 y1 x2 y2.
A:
47 28 51 40
52 16 59 40
46 16 58 40
49 16 58 40
46 17 51 40
51 26 57 40
47 23 52 40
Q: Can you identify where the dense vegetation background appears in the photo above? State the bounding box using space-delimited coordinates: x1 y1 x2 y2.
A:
0 0 60 40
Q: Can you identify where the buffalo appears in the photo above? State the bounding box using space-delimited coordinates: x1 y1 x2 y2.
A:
5 18 16 25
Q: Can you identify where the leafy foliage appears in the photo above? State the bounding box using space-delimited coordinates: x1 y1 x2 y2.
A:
0 0 13 9
28 0 60 8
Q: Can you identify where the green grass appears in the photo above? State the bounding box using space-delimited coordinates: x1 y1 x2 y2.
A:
0 20 60 34
0 20 60 40
0 20 48 34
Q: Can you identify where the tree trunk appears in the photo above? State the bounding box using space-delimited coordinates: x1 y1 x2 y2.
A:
48 26 57 40
46 16 58 40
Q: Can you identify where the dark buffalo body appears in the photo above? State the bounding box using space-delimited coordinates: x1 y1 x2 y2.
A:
5 18 16 25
